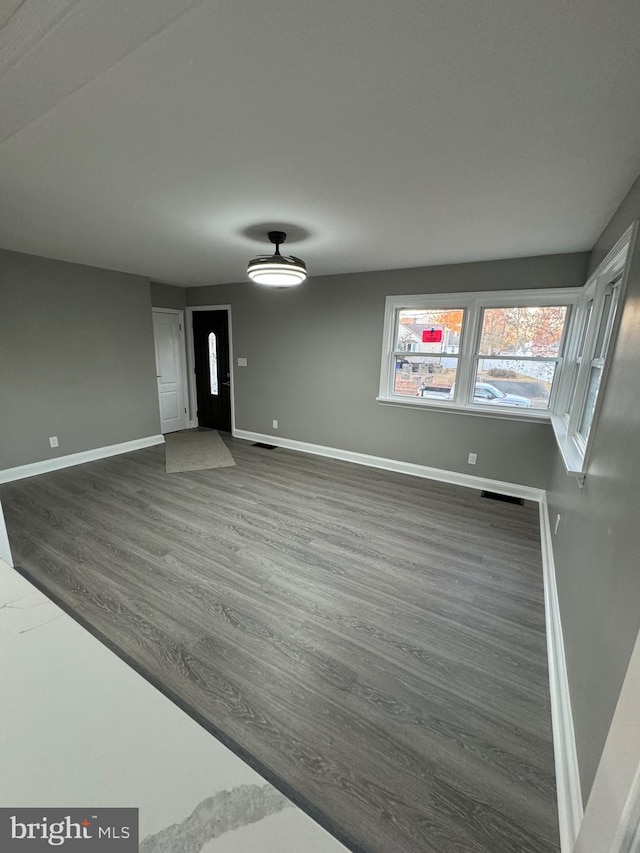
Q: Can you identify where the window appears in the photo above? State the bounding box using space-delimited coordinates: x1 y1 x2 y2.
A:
475 305 568 409
577 281 620 443
393 308 464 402
552 222 636 478
208 332 219 395
379 289 577 418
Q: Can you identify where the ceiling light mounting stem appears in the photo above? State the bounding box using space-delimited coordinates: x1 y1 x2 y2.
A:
268 230 286 256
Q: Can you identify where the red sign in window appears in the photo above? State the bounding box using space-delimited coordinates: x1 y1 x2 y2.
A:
422 328 443 343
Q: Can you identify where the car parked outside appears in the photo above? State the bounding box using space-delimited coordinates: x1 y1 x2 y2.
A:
417 381 532 407
471 382 532 407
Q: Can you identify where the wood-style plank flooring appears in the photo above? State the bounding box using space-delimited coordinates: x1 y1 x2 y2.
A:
1 437 559 853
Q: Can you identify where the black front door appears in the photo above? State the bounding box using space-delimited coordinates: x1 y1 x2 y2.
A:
192 310 231 432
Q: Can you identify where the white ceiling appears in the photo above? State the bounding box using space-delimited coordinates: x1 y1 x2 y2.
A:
1 0 640 286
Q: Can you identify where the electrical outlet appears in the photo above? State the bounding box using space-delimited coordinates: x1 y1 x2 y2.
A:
49 436 59 448
467 452 477 465
237 357 247 367
554 514 561 535
272 419 278 429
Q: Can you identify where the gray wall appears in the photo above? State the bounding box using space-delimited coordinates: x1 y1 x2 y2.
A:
188 252 588 489
547 172 640 801
0 250 160 470
151 281 186 310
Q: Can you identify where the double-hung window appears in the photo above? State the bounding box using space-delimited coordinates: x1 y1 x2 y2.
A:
552 223 637 477
379 289 577 418
474 303 569 410
390 305 466 403
379 222 638 478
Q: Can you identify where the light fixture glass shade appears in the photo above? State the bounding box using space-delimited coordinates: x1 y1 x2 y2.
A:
247 253 307 286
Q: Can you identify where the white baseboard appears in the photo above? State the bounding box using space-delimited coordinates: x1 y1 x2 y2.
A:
2 423 582 849
236 427 582 847
233 428 544 502
0 435 165 484
539 495 584 851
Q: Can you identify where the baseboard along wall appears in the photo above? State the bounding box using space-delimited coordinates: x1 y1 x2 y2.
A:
232 428 544 502
539 495 584 851
0 425 582 851
234 428 583 853
0 435 165 484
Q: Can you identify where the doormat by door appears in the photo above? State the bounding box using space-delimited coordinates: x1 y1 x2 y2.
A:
165 430 236 474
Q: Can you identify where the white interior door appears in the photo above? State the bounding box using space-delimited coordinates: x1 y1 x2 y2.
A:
152 310 188 434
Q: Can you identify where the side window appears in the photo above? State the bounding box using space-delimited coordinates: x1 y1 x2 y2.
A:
577 281 620 446
208 332 219 395
552 221 636 479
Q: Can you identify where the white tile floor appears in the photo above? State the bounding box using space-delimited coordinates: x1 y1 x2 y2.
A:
0 560 349 852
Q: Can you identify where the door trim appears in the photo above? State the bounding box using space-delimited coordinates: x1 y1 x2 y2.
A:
152 307 190 432
185 305 234 432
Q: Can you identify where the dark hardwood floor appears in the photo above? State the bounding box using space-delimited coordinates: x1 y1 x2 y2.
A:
1 437 559 853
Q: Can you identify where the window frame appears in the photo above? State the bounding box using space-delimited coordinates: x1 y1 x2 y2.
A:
378 288 579 421
551 222 638 480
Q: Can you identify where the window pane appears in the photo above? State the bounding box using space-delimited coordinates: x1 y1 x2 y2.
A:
479 306 568 357
396 309 464 353
565 300 592 415
579 366 602 440
565 363 581 415
208 332 219 395
577 300 593 358
474 359 557 409
393 355 457 400
594 283 620 360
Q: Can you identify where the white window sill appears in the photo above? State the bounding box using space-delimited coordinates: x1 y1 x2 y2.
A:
550 414 587 481
376 395 552 424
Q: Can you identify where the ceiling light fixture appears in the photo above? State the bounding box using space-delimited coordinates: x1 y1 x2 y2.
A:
247 231 307 287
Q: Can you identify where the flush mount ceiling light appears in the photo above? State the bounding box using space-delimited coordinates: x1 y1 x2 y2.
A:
247 231 307 287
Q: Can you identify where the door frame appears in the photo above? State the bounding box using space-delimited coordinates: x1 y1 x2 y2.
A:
152 307 191 432
185 305 235 432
